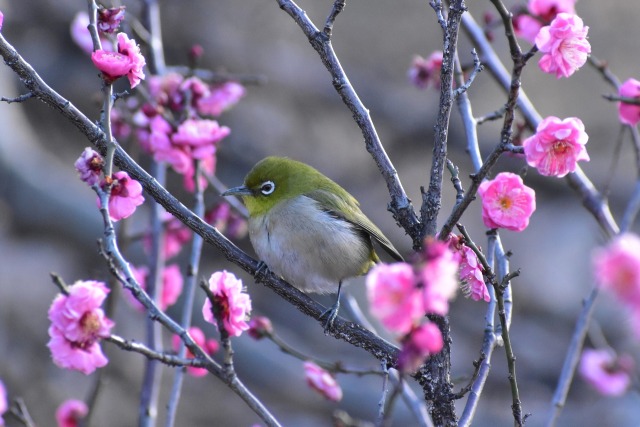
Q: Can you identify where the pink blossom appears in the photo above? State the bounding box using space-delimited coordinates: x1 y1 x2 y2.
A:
98 171 145 221
420 239 460 315
171 327 218 377
523 116 589 177
535 13 590 79
0 380 6 426
148 73 184 110
443 234 489 302
116 33 146 88
55 399 88 427
303 361 342 402
182 155 215 193
91 50 133 82
513 15 543 45
579 349 634 396
74 147 104 186
478 172 536 232
202 271 252 337
248 316 274 340
408 51 443 90
47 280 114 375
397 322 444 373
593 233 640 305
618 78 640 126
528 0 576 21
0 11 4 32
366 262 423 335
171 119 230 160
126 264 184 311
97 7 125 34
197 82 246 117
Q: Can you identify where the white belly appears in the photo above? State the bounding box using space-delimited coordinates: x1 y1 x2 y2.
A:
248 196 373 294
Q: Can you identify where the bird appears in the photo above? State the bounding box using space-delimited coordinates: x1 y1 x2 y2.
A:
222 156 403 331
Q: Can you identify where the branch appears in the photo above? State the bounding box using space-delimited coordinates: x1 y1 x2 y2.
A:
0 31 400 368
274 0 421 247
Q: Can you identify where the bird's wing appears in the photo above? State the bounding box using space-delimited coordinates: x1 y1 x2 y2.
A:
305 189 404 262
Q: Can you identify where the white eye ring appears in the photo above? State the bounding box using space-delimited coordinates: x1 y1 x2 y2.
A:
260 180 275 195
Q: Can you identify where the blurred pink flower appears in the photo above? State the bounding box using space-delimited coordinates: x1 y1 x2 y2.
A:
420 239 460 315
98 171 145 221
197 81 246 117
143 212 192 259
0 380 6 426
513 15 543 45
97 7 125 34
70 12 112 54
205 202 248 240
74 147 104 186
366 262 422 335
47 280 114 375
478 172 536 232
523 116 589 177
148 73 185 111
579 349 634 396
618 78 640 126
171 327 218 377
202 271 251 337
397 322 444 373
303 361 342 402
593 233 640 305
126 264 184 311
408 51 443 90
535 13 590 78
528 0 576 21
248 316 273 340
55 399 88 427
0 11 4 32
171 119 230 160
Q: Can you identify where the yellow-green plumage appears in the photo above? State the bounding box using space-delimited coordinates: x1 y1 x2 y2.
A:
223 156 402 328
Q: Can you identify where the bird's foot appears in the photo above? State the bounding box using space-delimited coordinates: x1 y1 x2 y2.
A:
254 261 270 283
319 299 340 334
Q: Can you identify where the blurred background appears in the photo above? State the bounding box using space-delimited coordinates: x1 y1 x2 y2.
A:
1 0 639 425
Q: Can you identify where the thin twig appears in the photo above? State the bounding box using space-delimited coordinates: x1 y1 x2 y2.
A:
376 362 390 427
546 287 600 427
323 0 346 37
0 92 34 103
453 49 483 98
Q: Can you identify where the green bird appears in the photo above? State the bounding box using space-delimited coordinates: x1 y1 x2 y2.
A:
223 156 403 331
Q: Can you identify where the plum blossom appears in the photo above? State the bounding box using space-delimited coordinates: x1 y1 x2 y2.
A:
0 11 3 32
618 78 640 126
171 327 219 377
91 32 146 88
397 322 444 373
420 239 460 315
126 264 184 312
478 172 536 232
171 118 230 160
70 12 112 55
593 233 640 305
303 361 342 402
535 13 590 78
202 271 252 337
523 116 589 177
75 148 104 186
47 281 114 375
247 316 273 340
197 81 246 117
55 399 88 427
97 7 125 34
205 202 248 240
408 51 443 90
579 349 634 396
366 262 422 334
514 0 576 44
98 171 145 221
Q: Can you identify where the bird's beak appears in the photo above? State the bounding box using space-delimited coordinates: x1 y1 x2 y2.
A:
222 185 253 197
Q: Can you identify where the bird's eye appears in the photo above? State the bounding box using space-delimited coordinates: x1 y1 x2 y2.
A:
260 180 275 195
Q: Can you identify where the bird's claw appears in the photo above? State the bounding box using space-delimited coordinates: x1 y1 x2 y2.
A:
254 261 270 283
319 300 340 334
